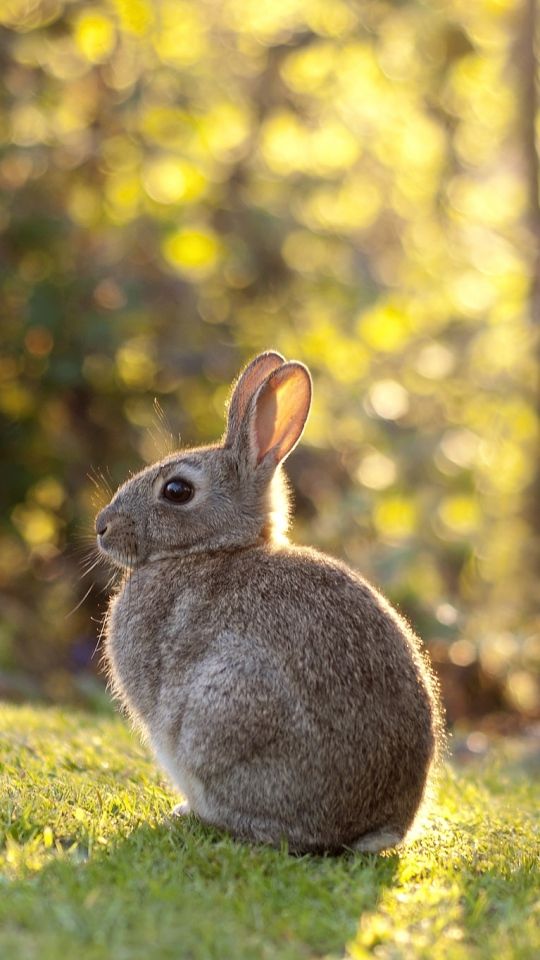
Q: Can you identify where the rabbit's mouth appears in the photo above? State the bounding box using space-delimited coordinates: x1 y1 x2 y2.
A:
97 533 139 569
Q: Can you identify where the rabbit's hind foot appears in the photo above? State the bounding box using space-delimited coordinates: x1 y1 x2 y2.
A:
171 800 191 818
352 828 403 854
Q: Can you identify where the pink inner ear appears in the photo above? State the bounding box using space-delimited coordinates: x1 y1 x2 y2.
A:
255 383 279 462
254 367 311 464
226 352 284 445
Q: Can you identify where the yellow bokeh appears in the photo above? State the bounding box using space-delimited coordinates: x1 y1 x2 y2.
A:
67 185 101 226
506 670 539 713
12 505 58 547
142 158 207 205
116 341 157 389
139 106 196 151
153 0 207 67
112 0 154 35
438 495 480 536
306 0 358 38
74 11 115 64
261 112 359 177
260 112 310 175
298 178 381 233
162 227 221 278
374 497 417 540
281 42 336 93
0 384 34 418
358 303 411 353
227 0 306 42
10 105 48 146
105 173 141 222
31 478 66 510
200 102 251 160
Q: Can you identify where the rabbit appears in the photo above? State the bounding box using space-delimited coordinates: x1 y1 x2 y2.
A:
96 351 442 854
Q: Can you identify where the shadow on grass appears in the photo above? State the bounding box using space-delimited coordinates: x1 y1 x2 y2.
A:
1 815 401 960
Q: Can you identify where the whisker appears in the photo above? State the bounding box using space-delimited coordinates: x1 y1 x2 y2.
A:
78 551 98 567
74 520 99 533
78 543 98 560
65 544 96 566
79 556 102 579
102 570 117 591
87 466 113 502
65 582 94 619
92 608 108 660
104 466 116 491
148 397 176 458
72 540 99 555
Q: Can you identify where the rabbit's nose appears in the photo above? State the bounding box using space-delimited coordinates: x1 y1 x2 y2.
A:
96 507 111 537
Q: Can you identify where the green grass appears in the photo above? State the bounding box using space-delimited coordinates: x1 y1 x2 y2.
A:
0 705 538 960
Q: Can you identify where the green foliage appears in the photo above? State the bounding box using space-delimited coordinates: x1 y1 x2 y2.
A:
1 704 539 959
0 0 538 717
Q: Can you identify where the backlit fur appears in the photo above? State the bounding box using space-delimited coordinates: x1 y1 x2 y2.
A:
97 352 442 854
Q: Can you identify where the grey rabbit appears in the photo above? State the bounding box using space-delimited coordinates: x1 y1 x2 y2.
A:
96 351 442 854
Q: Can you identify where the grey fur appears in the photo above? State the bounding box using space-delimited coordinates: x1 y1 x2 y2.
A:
97 353 442 854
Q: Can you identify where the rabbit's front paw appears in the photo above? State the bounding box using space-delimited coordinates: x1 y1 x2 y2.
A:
352 828 403 853
171 800 191 817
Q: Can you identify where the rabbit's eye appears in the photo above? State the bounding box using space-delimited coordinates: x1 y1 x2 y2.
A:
162 478 194 504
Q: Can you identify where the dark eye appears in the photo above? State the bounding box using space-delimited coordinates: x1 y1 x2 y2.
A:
162 478 194 504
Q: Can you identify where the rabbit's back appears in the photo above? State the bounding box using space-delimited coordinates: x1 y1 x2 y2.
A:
204 545 435 727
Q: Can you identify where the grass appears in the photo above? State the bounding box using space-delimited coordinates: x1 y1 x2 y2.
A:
0 704 538 960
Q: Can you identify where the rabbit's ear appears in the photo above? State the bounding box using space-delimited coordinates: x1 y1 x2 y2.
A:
247 362 312 467
225 351 285 446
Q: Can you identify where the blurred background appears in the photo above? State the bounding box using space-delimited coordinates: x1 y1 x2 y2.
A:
1 0 539 736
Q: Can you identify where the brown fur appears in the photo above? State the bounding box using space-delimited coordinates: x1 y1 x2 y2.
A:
97 353 442 854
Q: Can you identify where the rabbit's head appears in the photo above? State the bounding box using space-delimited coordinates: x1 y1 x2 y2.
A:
95 352 312 567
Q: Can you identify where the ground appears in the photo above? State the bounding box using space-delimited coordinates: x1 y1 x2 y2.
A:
0 704 538 960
